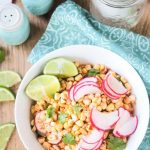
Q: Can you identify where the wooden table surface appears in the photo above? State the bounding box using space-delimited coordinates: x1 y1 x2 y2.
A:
0 0 150 150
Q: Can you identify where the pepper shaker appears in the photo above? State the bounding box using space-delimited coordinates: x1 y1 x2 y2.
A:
21 0 54 16
0 3 30 45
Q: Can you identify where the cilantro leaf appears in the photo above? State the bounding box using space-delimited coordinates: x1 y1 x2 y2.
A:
108 135 126 150
46 106 54 118
58 113 68 124
73 104 83 114
87 68 100 77
62 133 76 145
0 48 5 63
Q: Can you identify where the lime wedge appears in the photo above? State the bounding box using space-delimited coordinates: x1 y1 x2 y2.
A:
26 75 60 101
0 123 15 150
43 58 78 77
0 71 21 87
0 87 15 102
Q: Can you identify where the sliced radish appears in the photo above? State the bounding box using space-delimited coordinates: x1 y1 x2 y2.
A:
35 111 47 136
47 132 62 144
93 139 103 150
90 107 119 131
74 81 98 94
82 128 104 144
101 82 118 100
69 85 75 101
106 73 127 95
116 116 138 137
76 77 98 85
113 108 131 137
102 80 120 99
74 84 101 101
79 139 100 150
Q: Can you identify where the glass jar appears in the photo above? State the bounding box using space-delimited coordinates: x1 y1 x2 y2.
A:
90 0 146 29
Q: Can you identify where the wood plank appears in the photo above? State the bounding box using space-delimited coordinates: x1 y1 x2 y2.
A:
0 0 149 149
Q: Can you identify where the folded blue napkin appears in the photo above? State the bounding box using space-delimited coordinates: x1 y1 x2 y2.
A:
28 1 150 149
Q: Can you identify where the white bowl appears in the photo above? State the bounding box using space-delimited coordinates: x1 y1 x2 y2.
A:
15 45 149 150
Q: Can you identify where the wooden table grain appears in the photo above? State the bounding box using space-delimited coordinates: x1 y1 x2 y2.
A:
0 0 150 150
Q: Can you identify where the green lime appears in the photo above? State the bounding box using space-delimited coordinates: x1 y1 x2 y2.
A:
0 123 15 150
0 87 15 102
0 71 21 88
43 58 78 77
26 75 60 101
0 49 5 63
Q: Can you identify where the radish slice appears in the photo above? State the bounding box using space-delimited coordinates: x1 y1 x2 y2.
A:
101 82 118 99
113 108 131 137
116 116 138 137
76 77 98 85
69 86 75 101
74 81 98 94
93 139 103 150
79 139 100 150
90 107 119 131
47 132 62 144
74 84 101 101
102 80 120 99
35 111 47 135
82 128 104 144
106 74 127 95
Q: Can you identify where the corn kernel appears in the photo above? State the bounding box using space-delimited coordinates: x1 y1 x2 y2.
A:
38 137 45 144
82 68 88 74
75 74 83 81
97 106 102 111
66 81 73 90
43 142 50 150
93 64 100 70
60 98 66 104
125 83 131 91
100 64 105 71
72 125 79 131
71 114 78 122
101 102 107 110
64 122 68 129
106 103 115 112
54 93 61 100
74 130 80 136
95 93 101 98
83 98 91 106
80 128 87 135
120 76 127 83
80 113 86 121
31 119 34 126
75 62 80 67
68 119 74 127
76 120 84 127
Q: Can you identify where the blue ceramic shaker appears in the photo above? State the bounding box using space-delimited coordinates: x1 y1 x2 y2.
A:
21 0 54 16
0 4 30 45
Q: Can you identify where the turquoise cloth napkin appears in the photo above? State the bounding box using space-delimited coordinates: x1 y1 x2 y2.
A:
28 1 150 149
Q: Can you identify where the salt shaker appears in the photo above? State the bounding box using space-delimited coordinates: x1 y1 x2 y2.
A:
0 4 30 45
90 0 146 29
21 0 54 16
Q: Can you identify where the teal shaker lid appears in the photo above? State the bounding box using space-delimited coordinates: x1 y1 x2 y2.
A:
0 4 23 31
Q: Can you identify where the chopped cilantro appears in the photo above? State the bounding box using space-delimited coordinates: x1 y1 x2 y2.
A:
108 135 126 150
87 68 100 77
46 106 54 118
73 104 83 114
58 113 68 124
62 133 76 145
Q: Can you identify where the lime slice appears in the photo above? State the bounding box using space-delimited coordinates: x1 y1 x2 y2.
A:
0 49 5 63
0 71 21 87
0 87 15 102
0 123 15 150
43 58 78 77
26 75 60 101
